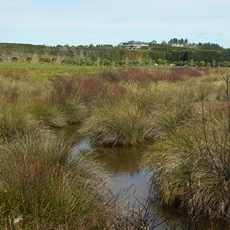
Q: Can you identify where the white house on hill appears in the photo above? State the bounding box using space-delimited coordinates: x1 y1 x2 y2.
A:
119 41 149 49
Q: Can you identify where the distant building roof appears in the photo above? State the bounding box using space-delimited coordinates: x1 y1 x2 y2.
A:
119 41 149 49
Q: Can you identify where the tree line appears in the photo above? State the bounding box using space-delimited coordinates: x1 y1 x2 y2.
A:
0 42 230 67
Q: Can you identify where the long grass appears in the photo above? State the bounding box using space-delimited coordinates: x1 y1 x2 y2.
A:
0 129 112 229
152 79 230 223
0 64 229 227
80 97 158 146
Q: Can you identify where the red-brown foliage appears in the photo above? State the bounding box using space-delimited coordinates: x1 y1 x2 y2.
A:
102 67 209 83
50 76 80 105
50 75 125 105
78 77 124 102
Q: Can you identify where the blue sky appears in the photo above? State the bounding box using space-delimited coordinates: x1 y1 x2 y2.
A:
1 0 230 47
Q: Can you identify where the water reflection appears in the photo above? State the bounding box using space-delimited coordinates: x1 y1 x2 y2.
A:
85 146 153 212
90 147 148 175
71 140 228 230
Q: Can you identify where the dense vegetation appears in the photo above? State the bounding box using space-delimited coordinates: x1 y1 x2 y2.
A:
1 41 230 67
1 63 230 228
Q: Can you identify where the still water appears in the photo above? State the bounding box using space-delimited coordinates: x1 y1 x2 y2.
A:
60 130 226 230
70 139 200 229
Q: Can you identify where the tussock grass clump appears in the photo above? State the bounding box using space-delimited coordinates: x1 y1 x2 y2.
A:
80 98 158 146
30 103 68 128
156 103 230 222
0 129 110 229
28 80 83 127
0 105 36 141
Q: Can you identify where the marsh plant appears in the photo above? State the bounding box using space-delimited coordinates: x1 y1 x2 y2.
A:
80 97 158 146
0 64 228 228
155 76 230 223
0 129 111 229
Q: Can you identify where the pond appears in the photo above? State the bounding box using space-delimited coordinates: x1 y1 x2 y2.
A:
57 123 227 230
70 139 208 230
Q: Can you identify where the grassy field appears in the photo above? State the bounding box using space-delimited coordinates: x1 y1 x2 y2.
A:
0 63 230 228
0 63 104 80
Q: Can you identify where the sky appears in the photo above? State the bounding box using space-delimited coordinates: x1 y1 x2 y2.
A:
1 0 230 47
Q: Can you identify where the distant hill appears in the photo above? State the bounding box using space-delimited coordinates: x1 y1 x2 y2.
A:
0 42 230 67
